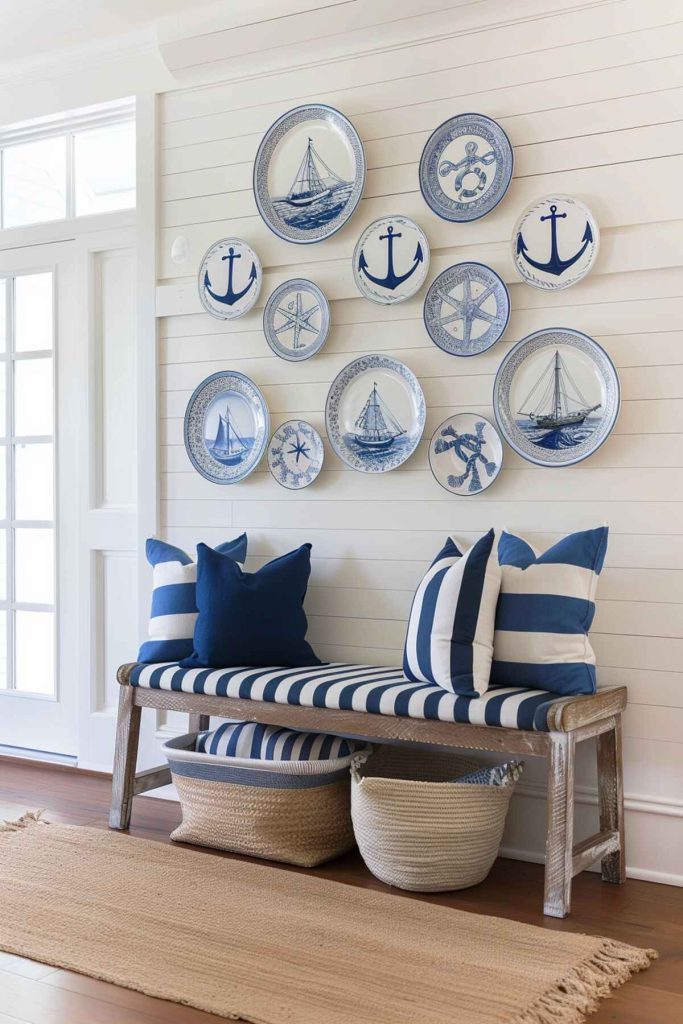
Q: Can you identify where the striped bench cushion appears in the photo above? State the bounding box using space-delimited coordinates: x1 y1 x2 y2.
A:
129 662 568 732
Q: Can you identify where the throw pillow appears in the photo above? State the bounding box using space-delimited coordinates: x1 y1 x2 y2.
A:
196 721 365 761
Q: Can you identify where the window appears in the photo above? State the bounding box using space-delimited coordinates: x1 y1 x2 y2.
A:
0 99 135 229
0 272 55 694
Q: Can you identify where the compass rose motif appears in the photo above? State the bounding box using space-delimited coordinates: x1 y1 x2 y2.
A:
264 279 331 361
267 420 324 490
275 291 320 351
423 262 510 357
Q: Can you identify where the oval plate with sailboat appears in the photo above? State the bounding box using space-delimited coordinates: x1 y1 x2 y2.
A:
325 355 426 473
263 279 330 361
494 328 620 467
198 238 262 320
268 420 324 490
184 371 269 484
254 104 366 244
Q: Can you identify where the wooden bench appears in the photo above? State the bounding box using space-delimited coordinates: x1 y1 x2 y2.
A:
109 663 627 918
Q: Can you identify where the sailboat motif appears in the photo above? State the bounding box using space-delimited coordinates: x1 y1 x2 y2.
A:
353 383 406 450
208 404 249 465
284 137 347 207
518 350 601 430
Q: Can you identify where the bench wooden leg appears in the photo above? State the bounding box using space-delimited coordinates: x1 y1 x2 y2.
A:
597 715 626 884
544 731 575 918
109 686 141 830
189 714 210 733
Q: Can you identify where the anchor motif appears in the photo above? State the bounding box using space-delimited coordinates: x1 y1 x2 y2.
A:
204 246 257 306
439 140 496 199
517 204 593 277
434 421 497 493
358 225 424 291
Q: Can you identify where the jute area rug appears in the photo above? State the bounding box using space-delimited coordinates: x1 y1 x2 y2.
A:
1 813 655 1024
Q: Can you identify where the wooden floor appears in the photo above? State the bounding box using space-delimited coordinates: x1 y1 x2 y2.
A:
0 759 680 1024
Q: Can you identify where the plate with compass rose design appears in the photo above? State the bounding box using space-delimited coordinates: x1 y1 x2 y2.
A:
263 279 331 361
423 262 510 357
198 238 262 320
353 216 430 304
267 420 324 490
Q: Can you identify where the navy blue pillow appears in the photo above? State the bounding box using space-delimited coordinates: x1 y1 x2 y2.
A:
182 543 321 669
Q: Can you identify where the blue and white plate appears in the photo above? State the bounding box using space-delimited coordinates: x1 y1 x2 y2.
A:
184 371 269 484
419 113 513 222
325 355 425 474
268 420 324 490
353 216 430 304
198 238 262 319
423 262 510 356
263 279 330 361
494 328 620 468
512 195 599 290
429 414 503 495
253 104 365 244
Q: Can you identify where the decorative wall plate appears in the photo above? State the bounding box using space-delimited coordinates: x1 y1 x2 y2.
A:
419 113 513 222
512 195 599 290
184 371 269 484
429 414 503 495
198 238 262 320
263 279 330 361
253 104 366 244
353 216 430 304
423 262 510 356
325 354 425 474
267 420 324 490
494 328 620 467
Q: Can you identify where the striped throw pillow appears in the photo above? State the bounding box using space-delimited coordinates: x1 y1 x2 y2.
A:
403 530 501 698
196 721 364 761
491 526 608 696
137 535 247 664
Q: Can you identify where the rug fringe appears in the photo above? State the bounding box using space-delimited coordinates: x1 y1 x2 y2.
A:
512 938 657 1024
0 810 46 834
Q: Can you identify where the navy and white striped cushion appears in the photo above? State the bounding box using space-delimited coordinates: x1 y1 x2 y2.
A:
491 526 608 696
196 721 362 760
137 535 247 664
403 531 501 698
129 662 567 731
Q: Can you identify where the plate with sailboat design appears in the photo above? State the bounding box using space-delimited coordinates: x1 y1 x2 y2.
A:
423 262 510 356
429 414 503 495
493 328 620 467
263 279 330 360
268 420 324 490
325 354 426 473
184 371 269 484
253 104 366 244
198 238 262 320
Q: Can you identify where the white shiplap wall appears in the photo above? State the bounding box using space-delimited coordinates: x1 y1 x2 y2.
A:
155 0 683 882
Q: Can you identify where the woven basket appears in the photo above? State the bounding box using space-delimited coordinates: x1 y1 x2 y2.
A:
351 746 516 892
163 733 370 868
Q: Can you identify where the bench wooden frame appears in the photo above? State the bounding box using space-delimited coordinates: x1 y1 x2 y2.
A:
109 664 627 918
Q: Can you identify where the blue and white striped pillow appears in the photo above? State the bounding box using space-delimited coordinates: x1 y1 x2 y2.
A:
137 535 247 664
403 530 501 698
491 526 608 696
196 721 364 761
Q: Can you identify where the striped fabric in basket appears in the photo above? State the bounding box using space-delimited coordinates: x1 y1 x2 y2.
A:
196 721 364 761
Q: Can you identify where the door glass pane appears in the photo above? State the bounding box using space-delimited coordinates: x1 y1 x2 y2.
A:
3 137 67 228
74 121 135 216
15 443 53 520
0 280 6 354
0 528 6 600
14 273 53 352
0 362 5 435
15 610 54 694
14 358 53 436
15 528 54 604
0 610 6 690
0 446 5 519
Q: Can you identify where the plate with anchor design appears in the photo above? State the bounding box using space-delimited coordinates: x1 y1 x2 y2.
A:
429 414 503 496
419 113 513 222
267 420 324 489
263 279 330 361
184 371 269 484
325 354 426 474
494 328 620 467
512 195 599 290
254 104 366 244
423 262 510 356
353 216 430 304
198 238 262 320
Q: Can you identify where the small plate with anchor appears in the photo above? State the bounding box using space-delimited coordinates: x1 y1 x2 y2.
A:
423 262 510 356
353 216 430 304
267 420 324 490
198 238 262 320
512 195 599 290
419 113 513 222
263 279 330 361
254 104 366 244
184 371 269 485
325 354 425 474
429 414 503 496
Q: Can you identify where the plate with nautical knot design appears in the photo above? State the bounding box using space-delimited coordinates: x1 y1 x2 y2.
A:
429 414 503 495
184 371 269 484
267 420 324 490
